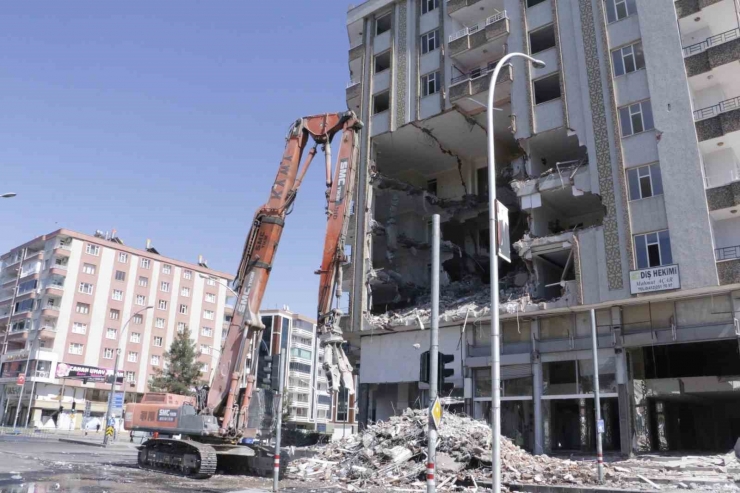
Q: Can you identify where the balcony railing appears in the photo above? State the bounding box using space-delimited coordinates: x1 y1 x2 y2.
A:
451 59 503 85
683 27 740 57
42 305 60 312
694 95 740 121
716 245 740 261
53 243 72 251
705 167 740 189
49 264 68 271
448 11 507 42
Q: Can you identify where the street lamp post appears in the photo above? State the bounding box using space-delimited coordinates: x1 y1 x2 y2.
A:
199 274 238 298
487 52 544 493
103 305 153 445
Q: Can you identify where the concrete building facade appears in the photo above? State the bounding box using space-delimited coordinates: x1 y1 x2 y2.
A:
0 229 232 429
343 0 740 455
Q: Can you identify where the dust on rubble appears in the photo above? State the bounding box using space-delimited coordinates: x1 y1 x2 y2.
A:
289 409 740 491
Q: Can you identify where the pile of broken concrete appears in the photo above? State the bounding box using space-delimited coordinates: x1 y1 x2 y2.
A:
288 409 660 491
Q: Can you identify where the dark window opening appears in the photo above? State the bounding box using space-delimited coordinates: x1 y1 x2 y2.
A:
374 51 391 73
529 24 556 55
373 91 390 114
376 13 391 36
477 167 488 199
426 179 438 195
533 73 561 104
527 0 547 6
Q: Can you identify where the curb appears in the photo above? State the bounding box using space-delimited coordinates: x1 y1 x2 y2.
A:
504 483 645 493
58 438 107 448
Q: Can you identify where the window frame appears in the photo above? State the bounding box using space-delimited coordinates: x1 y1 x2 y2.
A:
85 244 100 256
106 328 117 340
421 0 439 15
203 310 215 320
201 326 213 337
619 100 654 137
115 270 126 282
135 295 146 306
153 336 163 347
421 71 441 97
532 72 562 105
634 230 673 269
68 343 84 355
140 258 151 269
118 252 128 263
177 322 187 334
160 281 170 293
72 322 87 335
109 309 120 321
183 270 192 280
76 303 90 314
158 300 168 310
78 282 94 295
181 287 191 297
125 371 136 383
611 41 645 77
155 317 165 329
82 263 96 275
132 314 143 325
375 12 391 36
127 351 138 363
162 264 172 275
205 293 216 303
111 289 124 301
104 348 114 359
179 304 189 315
606 0 637 24
627 163 663 201
420 29 439 55
151 355 160 366
130 332 141 343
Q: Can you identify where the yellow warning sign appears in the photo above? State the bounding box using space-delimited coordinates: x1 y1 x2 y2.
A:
105 426 114 437
430 397 442 430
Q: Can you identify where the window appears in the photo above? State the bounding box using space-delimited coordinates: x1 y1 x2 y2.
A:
160 281 170 293
427 179 438 195
162 264 172 274
78 282 93 295
110 309 120 320
141 258 151 269
205 293 216 303
634 230 673 269
612 42 644 77
533 73 561 104
376 13 391 36
133 314 143 325
72 322 87 334
82 263 96 275
138 276 148 287
85 244 100 256
421 0 438 14
135 295 146 306
201 326 213 337
115 270 126 282
529 24 556 54
112 289 123 301
421 29 439 54
158 300 168 310
68 343 84 355
527 0 547 6
373 91 390 114
206 277 216 287
130 333 141 343
181 287 191 297
106 328 117 339
179 304 188 315
203 310 215 320
290 347 313 360
126 371 136 383
177 322 187 334
605 0 636 23
183 270 192 280
200 344 211 355
153 336 163 347
421 71 441 97
627 164 663 200
118 252 128 263
155 317 165 329
104 348 114 359
151 355 160 366
76 303 90 314
201 363 209 373
619 100 654 137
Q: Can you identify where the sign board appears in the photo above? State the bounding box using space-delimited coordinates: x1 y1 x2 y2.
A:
111 392 124 414
430 397 443 430
597 419 605 434
16 374 25 386
316 423 327 433
84 400 92 418
496 201 511 263
55 363 123 383
157 409 178 423
629 264 680 295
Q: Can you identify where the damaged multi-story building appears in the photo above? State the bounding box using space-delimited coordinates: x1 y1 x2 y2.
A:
340 0 740 457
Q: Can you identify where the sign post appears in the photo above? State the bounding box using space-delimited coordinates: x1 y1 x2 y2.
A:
427 214 440 493
16 375 25 386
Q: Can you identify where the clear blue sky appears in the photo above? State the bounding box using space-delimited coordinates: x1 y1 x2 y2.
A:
0 1 354 318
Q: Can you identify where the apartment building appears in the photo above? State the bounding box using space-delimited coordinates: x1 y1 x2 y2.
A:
0 229 232 429
342 0 740 456
259 308 357 436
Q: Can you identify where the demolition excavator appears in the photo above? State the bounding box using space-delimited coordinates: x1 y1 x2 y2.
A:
124 111 362 478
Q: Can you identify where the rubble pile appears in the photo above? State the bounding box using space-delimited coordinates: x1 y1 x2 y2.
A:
289 409 632 490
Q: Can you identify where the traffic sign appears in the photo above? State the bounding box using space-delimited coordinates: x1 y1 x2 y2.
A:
16 374 25 386
430 397 442 430
105 426 114 438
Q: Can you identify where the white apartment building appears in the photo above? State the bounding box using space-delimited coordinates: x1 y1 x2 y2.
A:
341 0 740 456
0 229 232 429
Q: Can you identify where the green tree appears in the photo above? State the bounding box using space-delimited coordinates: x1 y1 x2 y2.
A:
149 327 204 395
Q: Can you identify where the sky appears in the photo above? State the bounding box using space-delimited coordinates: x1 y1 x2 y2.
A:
0 1 356 318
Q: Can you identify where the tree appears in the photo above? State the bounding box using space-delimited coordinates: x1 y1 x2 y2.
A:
149 327 204 395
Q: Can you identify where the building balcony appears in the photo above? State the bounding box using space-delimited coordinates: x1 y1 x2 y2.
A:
716 253 740 285
694 95 740 122
348 40 364 61
48 264 69 276
684 28 740 77
449 61 512 113
290 355 313 366
694 105 740 143
448 11 509 69
40 305 61 317
288 414 310 423
346 80 362 112
675 0 726 18
52 243 72 257
289 400 310 409
704 165 740 189
706 180 740 212
447 0 504 25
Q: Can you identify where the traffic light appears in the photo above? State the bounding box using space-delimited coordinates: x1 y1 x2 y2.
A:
270 353 281 391
438 353 455 394
419 350 430 384
257 354 272 390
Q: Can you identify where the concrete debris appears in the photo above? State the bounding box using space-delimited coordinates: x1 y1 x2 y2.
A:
371 171 482 216
290 409 738 491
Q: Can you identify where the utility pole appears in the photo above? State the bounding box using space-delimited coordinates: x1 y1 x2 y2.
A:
427 214 440 493
590 309 604 483
273 350 287 492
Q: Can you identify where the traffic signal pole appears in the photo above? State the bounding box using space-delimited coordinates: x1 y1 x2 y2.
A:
427 214 440 493
273 350 287 492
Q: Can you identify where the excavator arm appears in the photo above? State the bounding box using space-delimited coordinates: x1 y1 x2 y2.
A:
207 111 362 436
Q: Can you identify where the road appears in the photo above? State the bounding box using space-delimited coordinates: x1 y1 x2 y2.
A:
0 435 335 493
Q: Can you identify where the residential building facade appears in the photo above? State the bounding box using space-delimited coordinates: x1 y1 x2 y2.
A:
343 0 740 456
0 229 232 429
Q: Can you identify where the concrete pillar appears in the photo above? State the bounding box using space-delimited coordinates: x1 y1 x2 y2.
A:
612 307 634 457
531 319 544 455
579 398 589 451
357 383 370 429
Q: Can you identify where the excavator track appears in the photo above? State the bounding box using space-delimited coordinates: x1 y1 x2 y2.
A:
137 438 218 479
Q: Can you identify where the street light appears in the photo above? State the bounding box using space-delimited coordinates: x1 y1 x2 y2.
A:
199 274 238 298
1 193 16 199
487 52 544 493
102 305 154 445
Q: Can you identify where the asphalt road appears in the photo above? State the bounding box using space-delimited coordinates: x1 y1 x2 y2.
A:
0 436 335 493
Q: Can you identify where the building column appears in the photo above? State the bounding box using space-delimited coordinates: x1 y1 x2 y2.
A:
357 383 370 430
613 306 634 457
531 319 544 455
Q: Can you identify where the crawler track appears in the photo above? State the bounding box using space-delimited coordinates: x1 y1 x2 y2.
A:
137 438 217 479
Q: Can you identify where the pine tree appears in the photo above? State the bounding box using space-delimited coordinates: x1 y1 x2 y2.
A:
149 327 204 395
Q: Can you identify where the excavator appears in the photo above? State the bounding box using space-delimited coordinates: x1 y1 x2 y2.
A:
123 111 362 478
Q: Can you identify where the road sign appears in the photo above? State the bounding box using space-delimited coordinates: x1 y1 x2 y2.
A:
16 374 25 386
84 400 91 418
597 419 605 434
105 426 114 438
430 396 442 430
